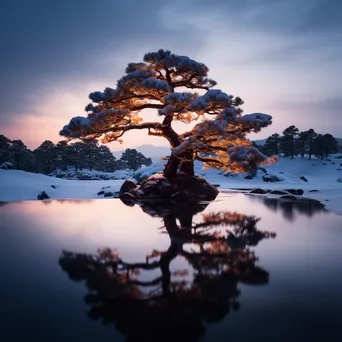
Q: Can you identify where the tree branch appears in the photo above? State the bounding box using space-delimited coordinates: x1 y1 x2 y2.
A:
132 103 165 111
195 154 224 165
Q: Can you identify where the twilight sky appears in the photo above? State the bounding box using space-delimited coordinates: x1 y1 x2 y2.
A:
1 0 342 151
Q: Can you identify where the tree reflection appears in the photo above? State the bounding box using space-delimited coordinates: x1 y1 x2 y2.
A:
248 195 326 221
59 201 275 342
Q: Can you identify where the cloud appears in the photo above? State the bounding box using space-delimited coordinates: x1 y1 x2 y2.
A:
1 0 341 147
0 0 202 125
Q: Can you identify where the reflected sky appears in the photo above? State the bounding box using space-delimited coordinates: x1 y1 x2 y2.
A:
0 195 342 341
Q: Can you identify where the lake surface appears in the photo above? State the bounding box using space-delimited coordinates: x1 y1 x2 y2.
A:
0 194 342 341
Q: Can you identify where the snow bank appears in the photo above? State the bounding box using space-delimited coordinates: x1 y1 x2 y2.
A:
49 168 134 180
1 155 342 215
0 170 123 202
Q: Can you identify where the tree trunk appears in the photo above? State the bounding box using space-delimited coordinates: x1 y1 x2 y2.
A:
163 152 194 179
179 150 194 176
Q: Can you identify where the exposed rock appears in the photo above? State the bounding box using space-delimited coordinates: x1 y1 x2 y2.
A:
37 191 50 200
119 174 219 204
212 184 220 187
300 176 308 182
309 190 319 193
244 174 253 180
104 192 114 197
113 192 120 198
285 189 304 195
262 174 282 182
223 172 238 178
171 175 219 201
120 192 136 206
97 191 105 195
249 188 267 194
337 178 342 183
269 190 288 195
51 185 57 189
119 180 137 196
0 162 14 170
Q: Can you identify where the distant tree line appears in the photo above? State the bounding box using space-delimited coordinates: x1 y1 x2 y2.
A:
0 134 152 173
257 126 340 160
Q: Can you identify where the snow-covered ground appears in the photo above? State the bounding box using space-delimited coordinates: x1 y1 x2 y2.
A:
1 155 342 215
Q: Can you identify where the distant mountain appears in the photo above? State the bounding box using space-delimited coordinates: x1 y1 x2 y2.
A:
253 139 267 146
113 144 171 160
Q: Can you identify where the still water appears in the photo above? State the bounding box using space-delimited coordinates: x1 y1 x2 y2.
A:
0 194 341 341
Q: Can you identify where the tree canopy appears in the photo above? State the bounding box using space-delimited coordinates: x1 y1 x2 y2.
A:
60 49 275 179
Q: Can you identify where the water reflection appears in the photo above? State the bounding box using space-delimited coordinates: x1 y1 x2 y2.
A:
247 195 327 221
59 200 275 342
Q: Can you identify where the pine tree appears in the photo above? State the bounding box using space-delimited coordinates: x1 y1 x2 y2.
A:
280 125 299 159
263 133 280 156
119 149 151 170
8 140 36 171
313 134 339 159
34 140 56 173
60 49 275 179
298 131 308 158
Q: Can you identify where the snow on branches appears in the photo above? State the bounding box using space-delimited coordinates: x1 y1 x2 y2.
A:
60 49 275 177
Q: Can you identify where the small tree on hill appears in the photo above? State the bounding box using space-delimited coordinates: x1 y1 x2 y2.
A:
60 49 275 180
305 128 317 160
263 133 280 156
120 148 152 170
313 134 339 160
298 131 308 158
280 125 299 159
97 145 117 172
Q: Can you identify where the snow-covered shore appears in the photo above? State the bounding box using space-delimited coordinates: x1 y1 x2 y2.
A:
1 155 342 215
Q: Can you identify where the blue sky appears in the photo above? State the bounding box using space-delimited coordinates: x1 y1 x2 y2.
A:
1 0 341 150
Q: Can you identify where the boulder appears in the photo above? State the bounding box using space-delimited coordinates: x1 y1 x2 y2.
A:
104 192 114 197
97 190 105 195
262 174 282 182
120 192 136 206
171 175 219 201
51 185 57 189
249 188 267 194
285 189 304 195
309 190 319 193
300 176 308 182
269 190 288 195
0 162 14 170
244 174 253 180
119 174 219 204
119 180 137 196
37 191 50 200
